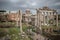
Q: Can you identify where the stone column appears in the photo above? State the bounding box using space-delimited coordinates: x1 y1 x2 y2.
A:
37 13 39 27
53 12 55 26
27 17 29 27
51 12 53 26
19 10 23 33
36 9 42 28
39 12 41 29
53 12 54 25
36 9 39 27
47 12 48 26
56 12 58 27
9 11 10 14
43 12 45 26
35 15 37 26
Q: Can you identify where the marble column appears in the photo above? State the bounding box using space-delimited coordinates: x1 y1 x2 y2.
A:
47 12 48 26
51 12 53 26
37 10 39 27
36 9 42 28
19 10 23 33
53 12 55 26
43 12 45 26
56 12 58 27
39 12 42 34
38 13 39 27
39 12 41 29
35 15 37 26
9 11 10 14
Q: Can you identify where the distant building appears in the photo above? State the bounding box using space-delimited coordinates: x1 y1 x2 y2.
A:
0 10 6 14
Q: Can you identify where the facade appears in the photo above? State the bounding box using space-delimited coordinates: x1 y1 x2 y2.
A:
22 9 32 26
36 7 58 28
0 8 59 28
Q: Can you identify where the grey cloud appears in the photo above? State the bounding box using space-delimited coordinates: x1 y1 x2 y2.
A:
0 0 60 14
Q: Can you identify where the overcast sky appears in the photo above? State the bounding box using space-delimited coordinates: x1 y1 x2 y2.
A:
0 0 60 14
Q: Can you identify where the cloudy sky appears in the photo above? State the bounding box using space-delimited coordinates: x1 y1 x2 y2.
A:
0 0 60 14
